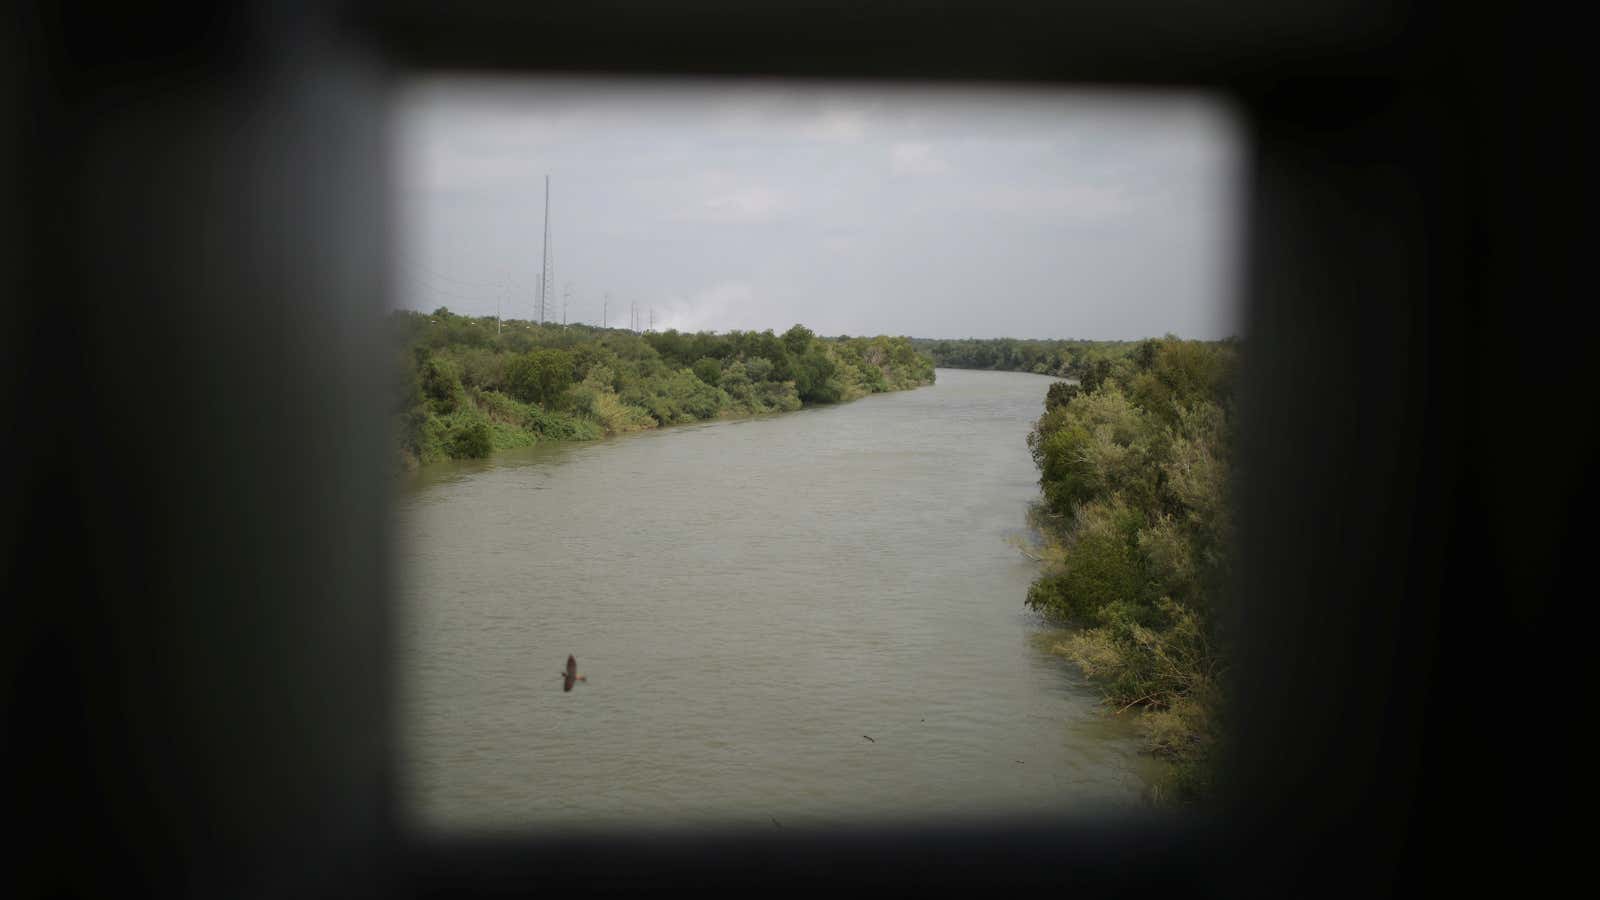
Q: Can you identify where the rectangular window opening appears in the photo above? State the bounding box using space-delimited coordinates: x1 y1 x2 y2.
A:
386 74 1247 837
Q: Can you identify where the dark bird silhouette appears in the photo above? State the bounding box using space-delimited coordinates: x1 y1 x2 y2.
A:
561 654 587 692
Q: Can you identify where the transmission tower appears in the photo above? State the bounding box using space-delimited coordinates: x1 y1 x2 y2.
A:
562 283 571 326
603 292 609 329
538 174 554 324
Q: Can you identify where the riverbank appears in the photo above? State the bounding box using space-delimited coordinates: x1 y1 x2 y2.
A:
391 310 936 471
1021 335 1237 804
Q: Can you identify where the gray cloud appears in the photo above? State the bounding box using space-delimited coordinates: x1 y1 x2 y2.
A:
395 77 1244 340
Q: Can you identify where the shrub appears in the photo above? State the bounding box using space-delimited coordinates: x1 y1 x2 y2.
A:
1025 498 1149 622
506 348 576 408
691 357 722 386
744 356 774 382
667 369 727 420
525 404 602 441
448 418 493 458
457 347 508 392
1044 380 1081 411
419 355 465 414
1029 388 1155 517
590 390 657 434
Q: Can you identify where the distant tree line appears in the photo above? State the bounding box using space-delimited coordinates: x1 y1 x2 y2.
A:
390 309 936 470
1022 335 1238 803
910 336 1152 380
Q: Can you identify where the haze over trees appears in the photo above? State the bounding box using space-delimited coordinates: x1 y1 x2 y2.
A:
390 309 936 469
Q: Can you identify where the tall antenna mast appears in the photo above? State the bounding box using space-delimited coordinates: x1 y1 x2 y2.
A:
563 283 571 326
538 174 553 324
603 292 609 329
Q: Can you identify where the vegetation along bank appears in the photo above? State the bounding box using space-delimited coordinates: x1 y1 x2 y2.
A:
911 336 1151 378
390 309 936 470
1022 334 1238 803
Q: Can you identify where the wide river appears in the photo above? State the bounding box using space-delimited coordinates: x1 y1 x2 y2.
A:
397 368 1155 834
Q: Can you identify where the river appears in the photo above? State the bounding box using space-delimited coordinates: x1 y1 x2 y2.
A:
397 368 1155 834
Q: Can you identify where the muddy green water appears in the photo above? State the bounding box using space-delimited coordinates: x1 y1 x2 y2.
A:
397 368 1155 833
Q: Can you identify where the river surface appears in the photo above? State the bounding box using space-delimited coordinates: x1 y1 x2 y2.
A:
397 368 1155 834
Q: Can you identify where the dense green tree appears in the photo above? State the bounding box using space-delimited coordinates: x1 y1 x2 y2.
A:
1044 380 1081 411
781 324 815 356
448 418 493 458
505 348 576 408
418 353 465 414
1080 358 1114 394
792 346 839 403
691 357 722 386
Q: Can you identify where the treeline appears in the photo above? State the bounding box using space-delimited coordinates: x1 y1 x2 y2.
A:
390 309 936 469
1023 334 1237 802
910 336 1146 379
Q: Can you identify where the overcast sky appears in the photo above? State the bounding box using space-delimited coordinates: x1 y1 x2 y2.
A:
394 77 1244 341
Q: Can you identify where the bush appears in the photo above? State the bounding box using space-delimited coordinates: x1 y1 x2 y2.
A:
1045 380 1081 411
1029 387 1156 517
448 418 493 458
419 354 465 414
744 356 774 382
525 405 601 441
457 347 508 392
792 347 840 403
691 357 722 386
756 379 802 413
506 348 576 408
590 390 657 434
474 389 530 427
666 369 727 420
1026 498 1149 622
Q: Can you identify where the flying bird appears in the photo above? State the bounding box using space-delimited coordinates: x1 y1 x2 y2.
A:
561 654 586 692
